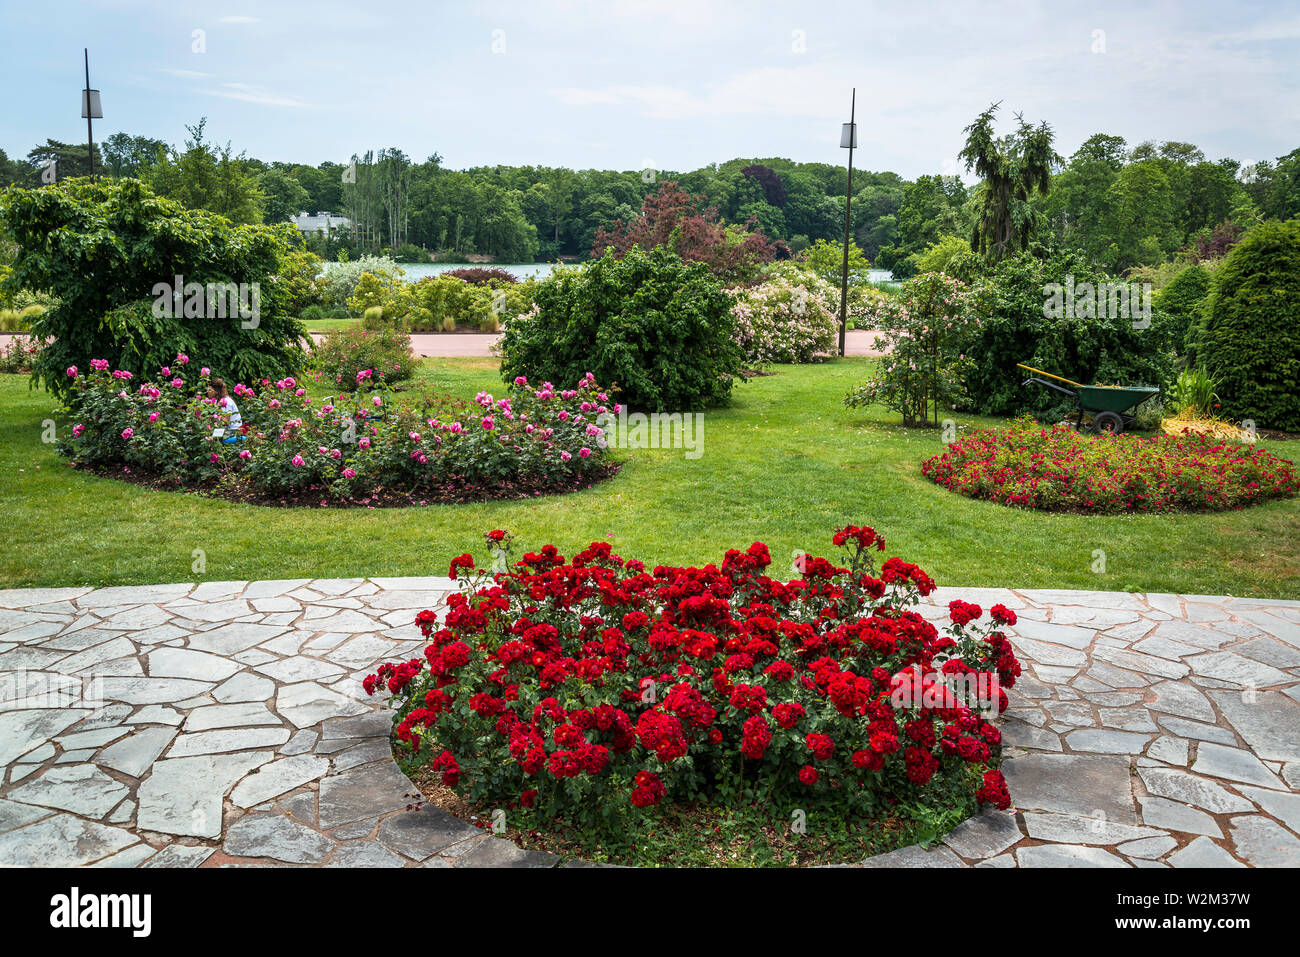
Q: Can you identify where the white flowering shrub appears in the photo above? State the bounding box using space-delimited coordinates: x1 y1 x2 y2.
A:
729 274 838 365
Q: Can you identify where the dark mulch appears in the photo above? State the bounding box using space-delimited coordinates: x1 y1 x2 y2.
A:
67 459 622 508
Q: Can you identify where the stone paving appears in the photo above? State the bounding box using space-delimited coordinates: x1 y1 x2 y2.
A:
0 578 1297 868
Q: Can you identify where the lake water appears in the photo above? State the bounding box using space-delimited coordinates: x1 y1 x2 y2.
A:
329 262 894 283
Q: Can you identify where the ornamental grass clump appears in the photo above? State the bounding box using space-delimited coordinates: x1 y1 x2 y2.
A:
366 526 1020 839
922 418 1300 513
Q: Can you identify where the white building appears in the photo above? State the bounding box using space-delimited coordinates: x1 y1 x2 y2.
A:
288 211 352 238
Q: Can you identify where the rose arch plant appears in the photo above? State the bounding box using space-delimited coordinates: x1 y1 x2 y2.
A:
366 526 1020 841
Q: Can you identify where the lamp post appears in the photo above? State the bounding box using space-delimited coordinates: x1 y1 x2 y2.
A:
81 48 102 179
837 88 857 357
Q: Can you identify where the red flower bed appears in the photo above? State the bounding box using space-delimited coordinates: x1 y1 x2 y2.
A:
922 419 1300 513
366 526 1020 830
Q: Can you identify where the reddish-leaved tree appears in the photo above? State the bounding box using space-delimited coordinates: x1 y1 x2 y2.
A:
592 181 788 285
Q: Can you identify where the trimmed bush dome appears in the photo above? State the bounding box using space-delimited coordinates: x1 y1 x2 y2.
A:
59 357 616 505
365 527 1020 865
922 419 1300 513
499 246 743 412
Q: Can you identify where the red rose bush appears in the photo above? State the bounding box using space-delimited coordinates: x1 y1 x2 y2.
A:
923 418 1299 513
366 526 1020 831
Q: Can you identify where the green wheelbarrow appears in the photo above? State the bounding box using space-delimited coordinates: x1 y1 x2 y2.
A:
1016 364 1160 435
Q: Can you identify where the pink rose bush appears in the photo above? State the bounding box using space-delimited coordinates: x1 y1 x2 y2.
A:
59 360 615 502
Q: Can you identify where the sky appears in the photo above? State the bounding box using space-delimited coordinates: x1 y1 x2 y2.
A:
1 0 1298 179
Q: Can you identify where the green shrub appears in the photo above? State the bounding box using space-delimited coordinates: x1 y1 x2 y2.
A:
300 305 326 322
0 177 306 399
964 251 1177 418
309 326 416 391
499 247 741 411
1193 219 1300 430
322 255 402 309
1153 263 1212 357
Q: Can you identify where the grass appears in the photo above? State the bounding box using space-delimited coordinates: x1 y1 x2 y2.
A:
300 317 360 332
2 357 1298 596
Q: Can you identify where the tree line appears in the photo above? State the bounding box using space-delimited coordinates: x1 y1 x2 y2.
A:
1 112 1296 273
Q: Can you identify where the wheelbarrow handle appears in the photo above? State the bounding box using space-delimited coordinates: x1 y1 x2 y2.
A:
1021 377 1078 400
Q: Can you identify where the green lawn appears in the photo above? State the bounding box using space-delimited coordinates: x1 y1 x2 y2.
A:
2 358 1298 597
301 317 360 332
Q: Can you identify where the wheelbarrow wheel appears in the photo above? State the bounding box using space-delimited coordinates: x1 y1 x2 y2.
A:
1093 411 1125 435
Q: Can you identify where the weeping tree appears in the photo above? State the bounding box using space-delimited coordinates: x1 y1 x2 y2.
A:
959 103 1062 262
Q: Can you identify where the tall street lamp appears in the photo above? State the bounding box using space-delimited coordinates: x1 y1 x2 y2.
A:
838 88 857 357
81 48 102 180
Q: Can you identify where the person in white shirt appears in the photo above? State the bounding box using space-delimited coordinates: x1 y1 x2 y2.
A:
207 377 244 442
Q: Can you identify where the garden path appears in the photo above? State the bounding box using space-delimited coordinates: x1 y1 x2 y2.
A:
0 579 1296 868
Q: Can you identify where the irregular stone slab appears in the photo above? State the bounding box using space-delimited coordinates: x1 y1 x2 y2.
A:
303 609 382 634
141 844 216 868
98 677 214 705
95 727 178 777
78 584 193 607
129 624 189 645
1087 661 1149 689
148 647 242 682
280 729 319 756
169 598 253 622
455 838 560 868
375 805 482 861
56 726 131 750
0 797 54 833
276 681 369 729
126 705 183 726
326 635 398 669
1097 707 1158 732
321 712 393 739
941 809 1023 860
1187 652 1292 688
1118 835 1177 859
1228 815 1300 867
1150 619 1235 650
1023 812 1165 845
1235 786 1300 835
1139 796 1223 837
41 627 120 652
1209 690 1300 764
0 813 139 866
1011 619 1096 650
1192 743 1286 789
254 656 345 684
231 755 330 808
1132 637 1201 660
212 672 275 703
90 844 157 868
1093 647 1189 680
224 813 335 864
1006 637 1087 668
1003 754 1138 823
168 727 290 757
1138 767 1254 814
184 703 278 732
1147 736 1189 766
137 751 274 837
974 853 1017 868
1065 730 1151 754
318 762 414 828
0 712 90 769
1231 608 1300 649
326 842 408 867
332 740 393 771
1002 722 1062 751
1155 716 1237 745
1017 844 1129 867
187 622 287 656
1168 836 1244 868
243 579 312 600
97 605 173 631
1235 637 1300 669
1044 701 1093 726
5 762 129 818
1145 681 1215 722
0 646 72 670
0 587 93 607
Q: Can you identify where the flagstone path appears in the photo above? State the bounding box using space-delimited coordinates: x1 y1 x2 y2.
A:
0 579 1297 868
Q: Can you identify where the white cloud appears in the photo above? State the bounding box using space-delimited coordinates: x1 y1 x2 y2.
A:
202 82 312 108
218 15 260 24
